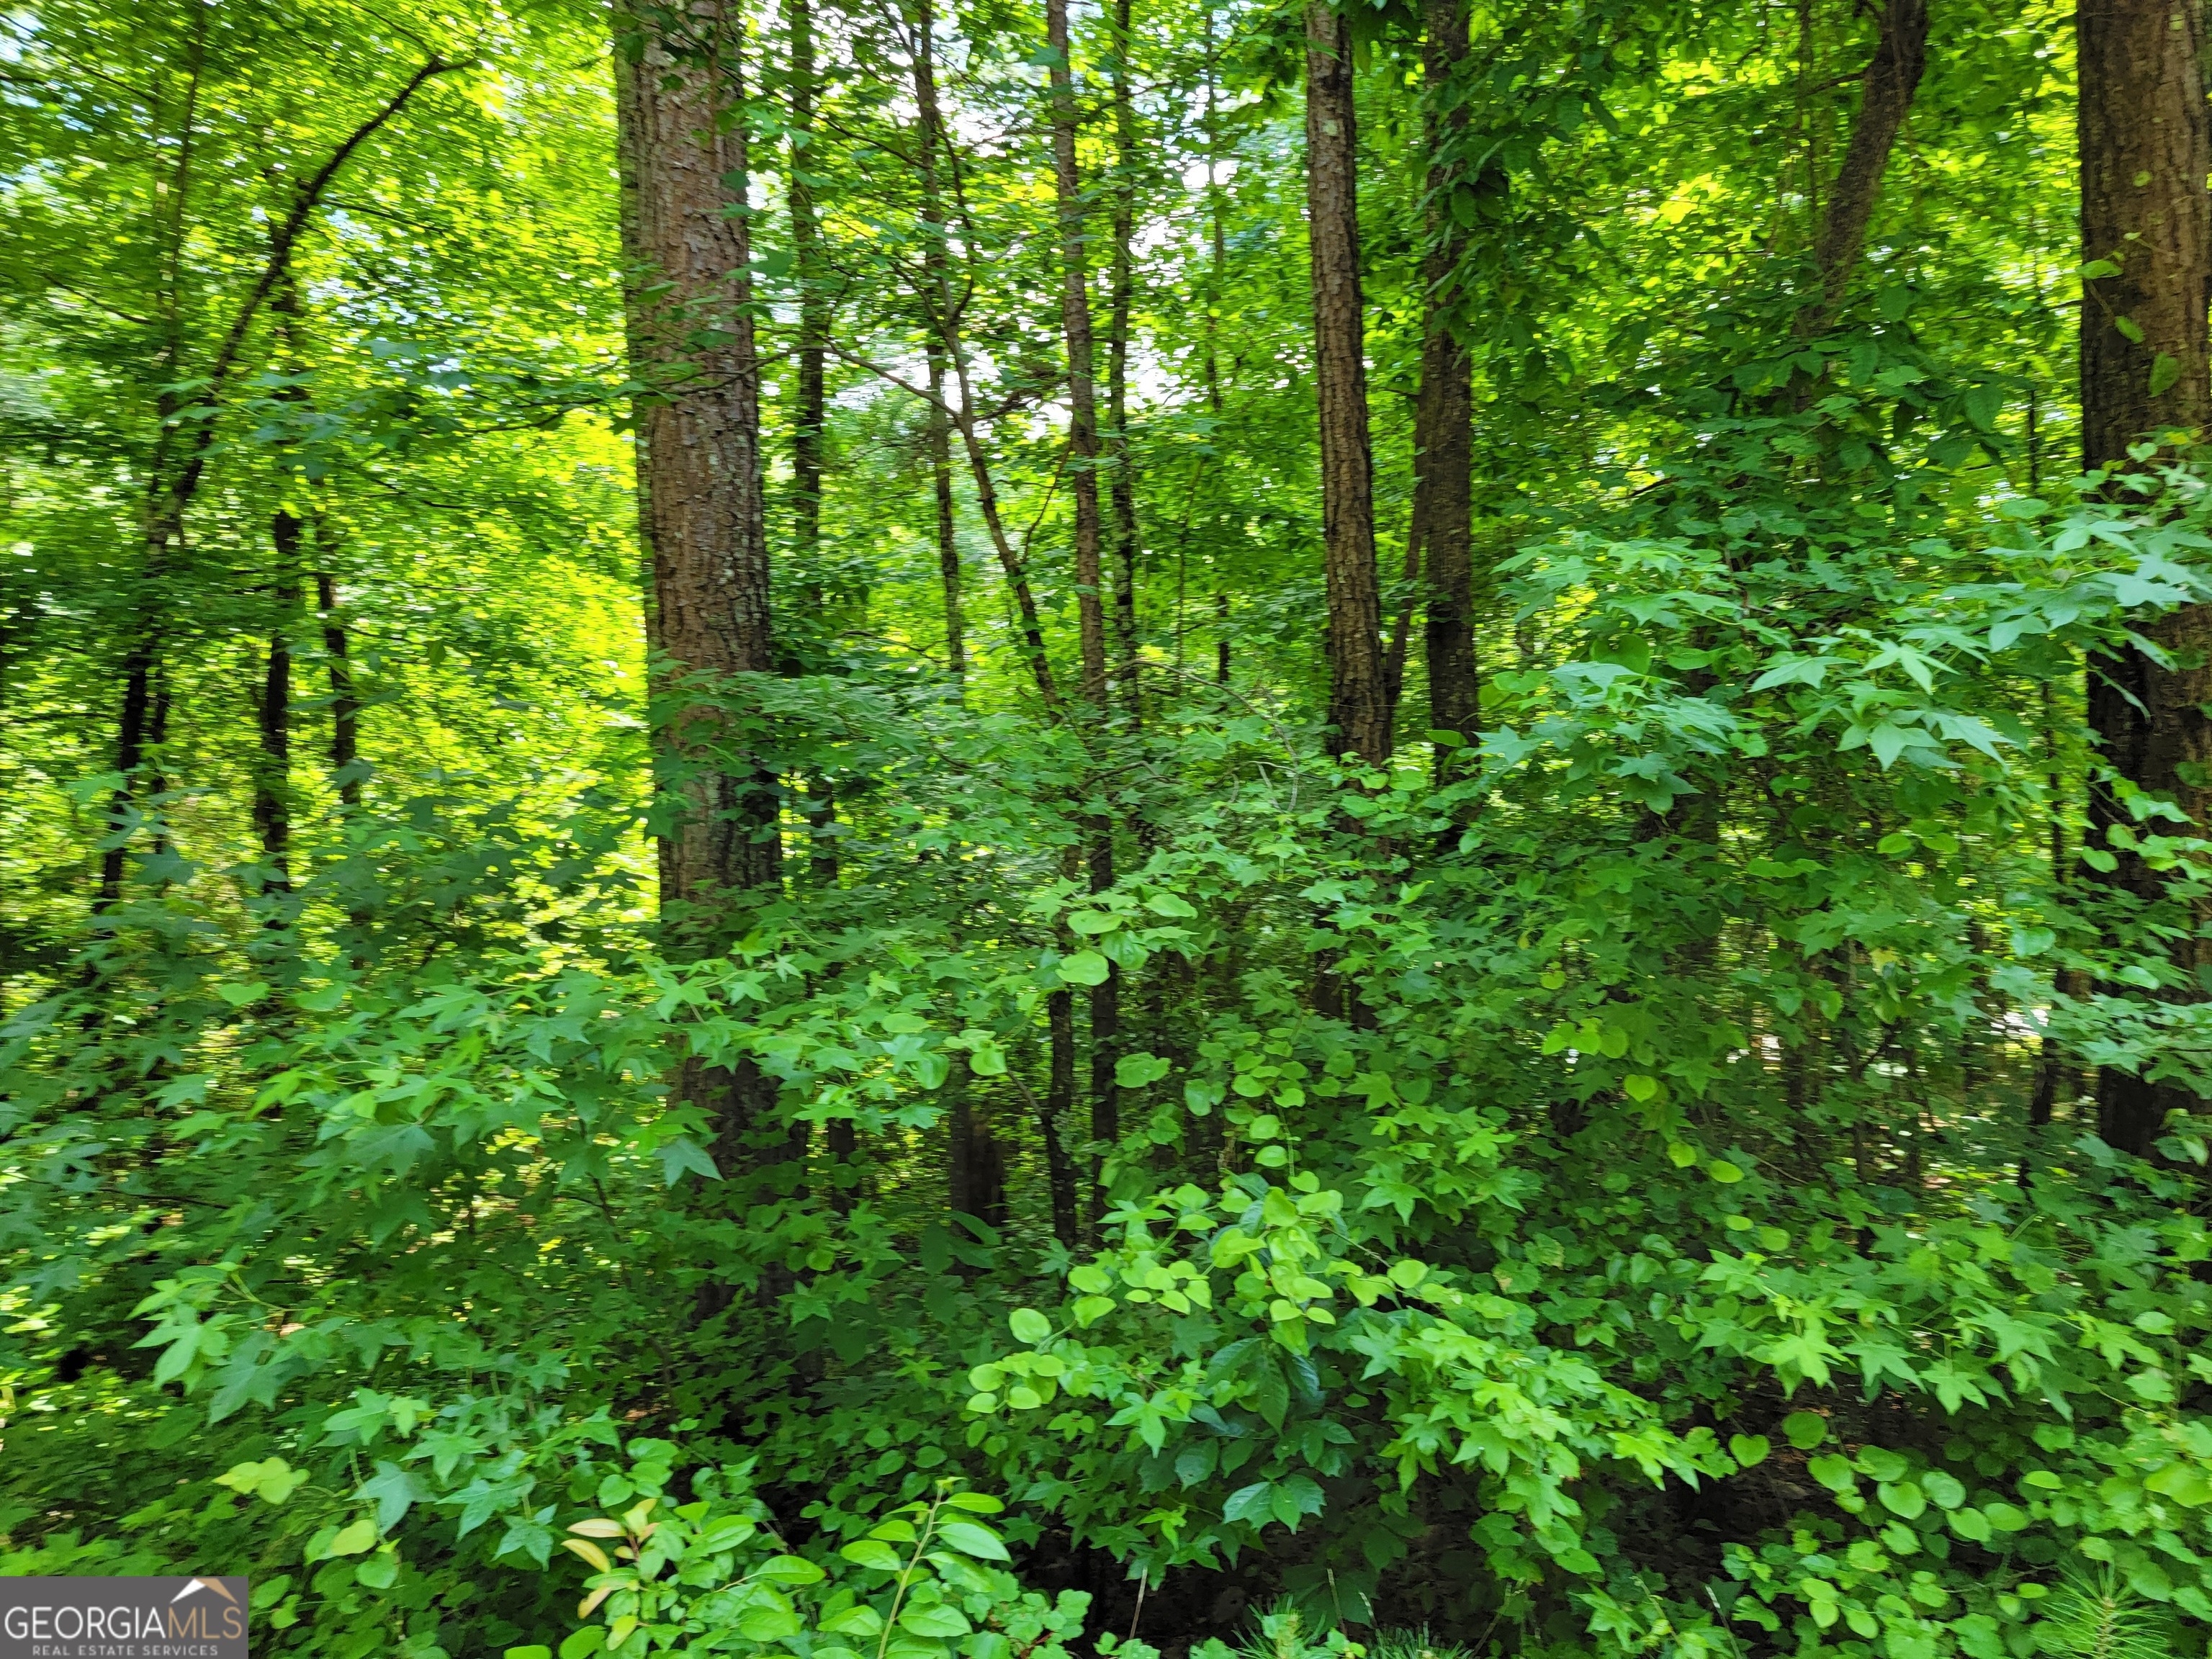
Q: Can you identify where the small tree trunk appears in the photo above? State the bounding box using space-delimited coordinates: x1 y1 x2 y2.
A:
314 571 361 809
1105 0 1142 715
1043 987 1082 1250
1045 0 1110 708
928 343 965 687
788 0 828 564
1793 0 1929 339
1303 0 1387 765
1416 0 1477 775
2078 0 2212 1157
253 515 302 891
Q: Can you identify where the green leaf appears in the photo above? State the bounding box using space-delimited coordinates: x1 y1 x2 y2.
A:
935 1519 1010 1561
1009 1308 1052 1344
944 1493 1004 1514
655 1136 721 1186
1729 1434 1770 1469
737 1604 804 1640
2150 352 2181 397
1115 1051 1172 1089
1056 950 1111 986
1807 1455 1855 1493
505 1649 553 1659
1920 1470 1966 1510
327 1517 378 1557
1782 1412 1828 1450
1706 1159 1744 1184
840 1539 905 1571
1067 910 1120 935
899 1604 973 1638
759 1555 826 1584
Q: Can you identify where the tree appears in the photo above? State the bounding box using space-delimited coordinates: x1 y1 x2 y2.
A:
614 0 782 1236
1304 0 1388 764
2078 0 2212 1154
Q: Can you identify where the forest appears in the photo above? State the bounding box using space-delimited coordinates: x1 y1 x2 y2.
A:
6 0 2212 1653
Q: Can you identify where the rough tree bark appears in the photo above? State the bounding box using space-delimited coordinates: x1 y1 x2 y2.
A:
1415 0 1476 773
2078 0 2212 1156
615 1 785 1272
1304 0 1388 764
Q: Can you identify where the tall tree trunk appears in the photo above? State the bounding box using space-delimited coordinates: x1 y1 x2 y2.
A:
1303 0 1388 765
1793 0 1929 338
2079 0 2212 1157
1416 0 1476 775
1105 0 1142 715
906 0 1061 709
1045 0 1110 711
314 571 361 809
788 0 828 565
1043 0 1122 1226
253 515 301 892
910 1 966 693
929 343 966 688
616 0 784 1287
1203 3 1232 690
1043 984 1082 1251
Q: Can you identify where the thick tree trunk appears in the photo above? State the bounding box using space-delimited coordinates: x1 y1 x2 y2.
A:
1416 0 1476 773
615 1 784 1282
1303 0 1388 764
1794 0 1929 338
2079 0 2212 1156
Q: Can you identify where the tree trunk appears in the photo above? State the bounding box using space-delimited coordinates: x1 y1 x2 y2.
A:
615 0 784 1285
929 342 966 688
252 516 301 892
2079 0 2212 1157
788 0 828 565
908 0 1062 710
1043 985 1082 1250
1794 0 1929 338
1045 0 1110 709
314 570 361 809
1105 0 1142 715
912 1 966 693
1303 0 1388 765
1416 0 1476 774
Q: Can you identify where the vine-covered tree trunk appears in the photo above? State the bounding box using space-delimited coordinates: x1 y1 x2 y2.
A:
1416 0 1475 773
2078 0 2212 1156
615 1 783 1263
1303 0 1387 764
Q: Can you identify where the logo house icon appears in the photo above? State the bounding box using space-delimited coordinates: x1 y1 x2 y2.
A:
0 1573 251 1658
